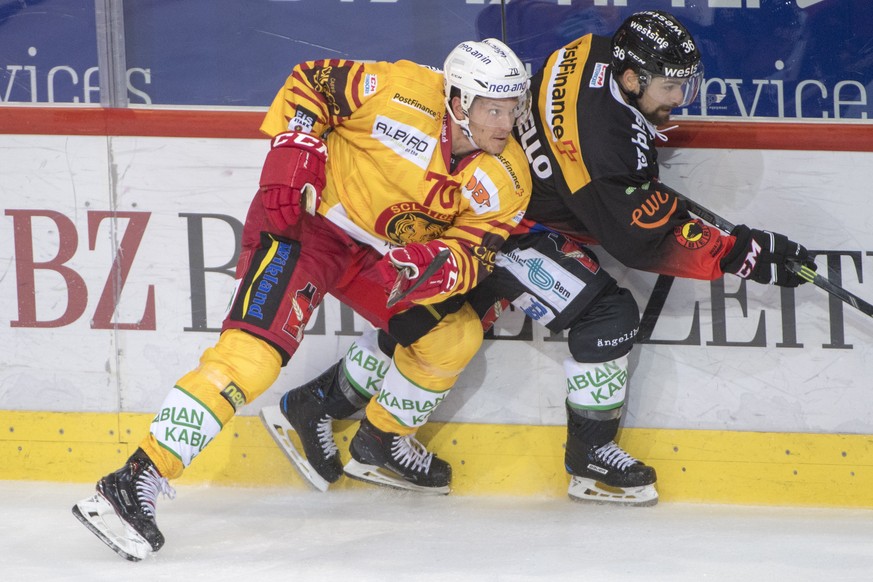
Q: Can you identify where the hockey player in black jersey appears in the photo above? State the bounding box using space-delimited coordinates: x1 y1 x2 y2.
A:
266 11 817 506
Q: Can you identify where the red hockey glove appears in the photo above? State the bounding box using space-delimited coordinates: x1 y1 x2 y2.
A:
375 241 460 303
259 131 327 230
721 225 817 287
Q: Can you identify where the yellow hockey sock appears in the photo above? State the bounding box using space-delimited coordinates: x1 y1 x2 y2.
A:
140 329 282 478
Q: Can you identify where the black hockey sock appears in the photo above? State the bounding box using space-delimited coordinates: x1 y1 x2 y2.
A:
566 405 621 448
317 360 367 420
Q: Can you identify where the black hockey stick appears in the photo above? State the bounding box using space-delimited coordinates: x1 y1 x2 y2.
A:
679 193 873 318
386 248 451 308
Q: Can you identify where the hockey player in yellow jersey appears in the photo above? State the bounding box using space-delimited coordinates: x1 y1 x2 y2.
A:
72 39 531 561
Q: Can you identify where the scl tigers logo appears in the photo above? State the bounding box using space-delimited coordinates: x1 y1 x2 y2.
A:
374 204 451 246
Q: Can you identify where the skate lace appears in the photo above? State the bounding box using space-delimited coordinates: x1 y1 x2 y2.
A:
317 415 339 457
595 442 639 471
391 434 433 474
137 465 176 518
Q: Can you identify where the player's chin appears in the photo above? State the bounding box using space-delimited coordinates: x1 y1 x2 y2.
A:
482 136 509 155
648 109 672 127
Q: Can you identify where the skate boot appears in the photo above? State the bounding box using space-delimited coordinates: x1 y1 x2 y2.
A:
72 449 176 561
344 417 451 495
260 362 350 491
565 440 658 506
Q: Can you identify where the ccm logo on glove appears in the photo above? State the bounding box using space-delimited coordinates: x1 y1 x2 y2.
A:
735 237 763 279
721 225 816 288
259 131 327 230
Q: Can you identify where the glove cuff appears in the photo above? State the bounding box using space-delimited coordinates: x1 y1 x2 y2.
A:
270 131 327 160
259 132 327 190
719 224 753 276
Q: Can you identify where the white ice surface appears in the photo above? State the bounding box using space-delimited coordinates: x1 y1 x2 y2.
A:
3 480 873 581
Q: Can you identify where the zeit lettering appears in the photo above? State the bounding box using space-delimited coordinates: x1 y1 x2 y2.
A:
4 209 867 349
489 257 867 351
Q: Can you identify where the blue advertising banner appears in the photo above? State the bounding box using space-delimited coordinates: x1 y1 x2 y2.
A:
481 0 873 120
1 0 870 120
0 0 98 104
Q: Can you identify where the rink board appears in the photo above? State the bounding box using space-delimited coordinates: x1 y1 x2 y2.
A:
2 410 872 508
2 110 873 507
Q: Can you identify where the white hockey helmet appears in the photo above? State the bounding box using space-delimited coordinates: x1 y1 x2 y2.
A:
443 38 531 138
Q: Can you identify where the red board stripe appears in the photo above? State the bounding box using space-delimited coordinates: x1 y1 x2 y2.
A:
667 120 873 152
1 107 871 151
0 107 265 139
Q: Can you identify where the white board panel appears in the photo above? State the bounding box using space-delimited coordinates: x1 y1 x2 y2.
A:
2 135 871 434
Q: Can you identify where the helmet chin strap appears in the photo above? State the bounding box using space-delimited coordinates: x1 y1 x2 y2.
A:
461 126 480 151
615 70 648 110
447 106 481 151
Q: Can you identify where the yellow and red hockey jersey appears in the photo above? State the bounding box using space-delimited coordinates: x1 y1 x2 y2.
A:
260 58 531 303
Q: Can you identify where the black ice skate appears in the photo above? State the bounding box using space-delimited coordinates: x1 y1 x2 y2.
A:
260 366 344 492
565 440 658 506
72 449 176 561
343 416 451 495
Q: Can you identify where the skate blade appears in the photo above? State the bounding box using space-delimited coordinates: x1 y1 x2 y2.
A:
72 494 152 561
567 476 659 507
343 458 450 496
259 405 331 492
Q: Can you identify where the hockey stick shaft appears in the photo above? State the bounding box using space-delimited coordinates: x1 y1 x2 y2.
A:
680 194 873 318
385 248 451 308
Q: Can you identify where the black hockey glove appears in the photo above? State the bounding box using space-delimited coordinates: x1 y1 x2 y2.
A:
720 225 816 287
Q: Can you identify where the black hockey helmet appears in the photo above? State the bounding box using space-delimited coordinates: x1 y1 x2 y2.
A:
611 10 703 106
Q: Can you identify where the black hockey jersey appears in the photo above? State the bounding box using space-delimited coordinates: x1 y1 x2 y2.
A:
517 34 736 280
